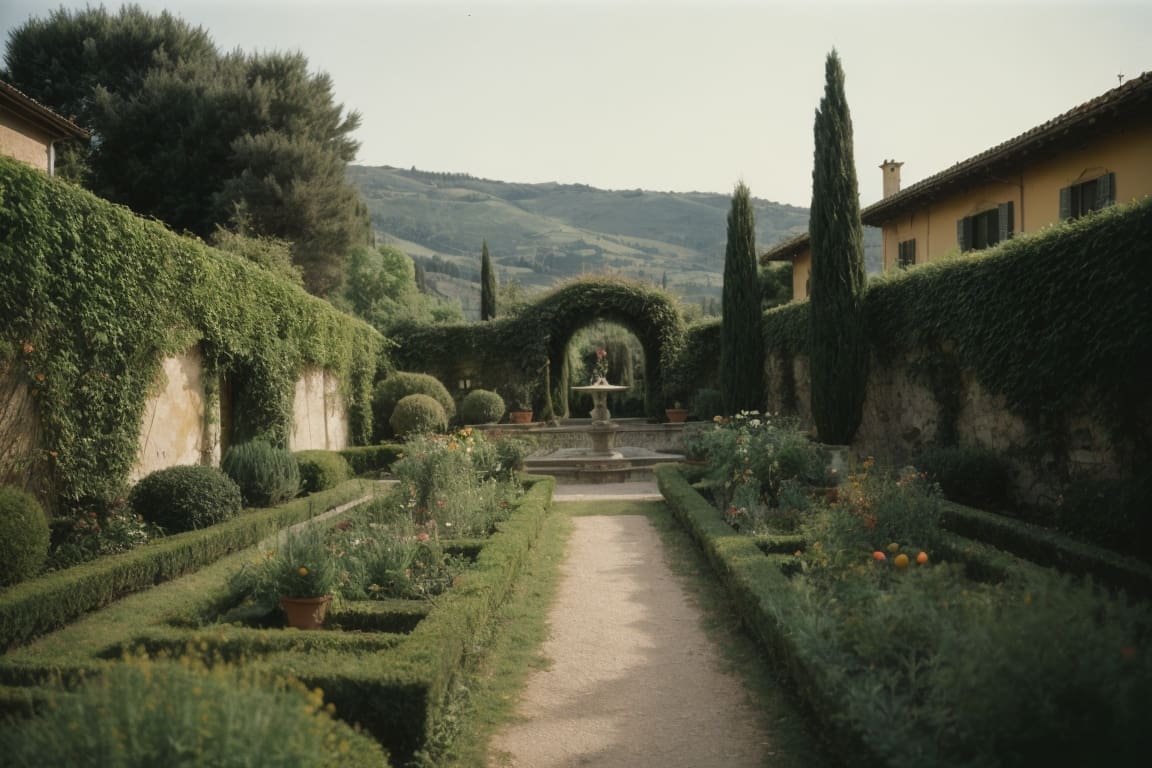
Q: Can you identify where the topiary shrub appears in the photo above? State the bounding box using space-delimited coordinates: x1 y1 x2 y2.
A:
459 389 506 425
1056 476 1152 561
222 441 301 507
915 444 1014 510
128 465 243 534
372 372 456 440
0 486 50 586
294 450 353 494
390 394 448 438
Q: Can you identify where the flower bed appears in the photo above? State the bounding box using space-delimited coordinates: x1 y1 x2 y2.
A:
656 457 1152 766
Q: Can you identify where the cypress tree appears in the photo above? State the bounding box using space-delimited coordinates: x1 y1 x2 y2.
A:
480 240 497 320
808 50 868 444
719 181 764 415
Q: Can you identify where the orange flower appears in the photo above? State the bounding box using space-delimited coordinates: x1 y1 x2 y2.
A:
297 566 309 577
22 342 34 354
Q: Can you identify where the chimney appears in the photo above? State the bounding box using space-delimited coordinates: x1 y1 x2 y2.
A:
880 159 903 198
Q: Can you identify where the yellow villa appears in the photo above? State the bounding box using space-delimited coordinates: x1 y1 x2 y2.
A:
0 79 88 175
763 71 1152 297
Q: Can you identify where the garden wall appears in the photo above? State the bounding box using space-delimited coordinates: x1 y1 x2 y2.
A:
753 197 1152 503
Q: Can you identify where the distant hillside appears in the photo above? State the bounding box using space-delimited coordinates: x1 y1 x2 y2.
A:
347 165 880 317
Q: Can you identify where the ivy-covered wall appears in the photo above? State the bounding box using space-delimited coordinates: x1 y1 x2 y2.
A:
0 157 384 514
391 277 686 420
759 197 1152 492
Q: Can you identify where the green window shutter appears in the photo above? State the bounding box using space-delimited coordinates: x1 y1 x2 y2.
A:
1098 172 1115 208
998 201 1014 241
1059 186 1072 220
957 217 971 251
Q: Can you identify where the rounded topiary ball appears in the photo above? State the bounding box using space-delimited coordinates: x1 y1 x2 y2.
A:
390 394 448 438
373 372 456 440
293 450 353 494
459 389 506 425
129 465 243 533
0 486 50 586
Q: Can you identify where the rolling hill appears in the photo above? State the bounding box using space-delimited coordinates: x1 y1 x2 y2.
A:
347 165 881 317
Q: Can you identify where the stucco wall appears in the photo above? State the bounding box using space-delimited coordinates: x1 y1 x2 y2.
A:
288 367 348 451
130 347 213 483
0 111 51 172
880 130 1152 270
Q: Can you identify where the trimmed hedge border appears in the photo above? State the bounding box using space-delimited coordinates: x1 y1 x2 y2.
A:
655 463 1066 767
0 481 372 651
0 475 554 765
340 444 404 476
940 500 1152 597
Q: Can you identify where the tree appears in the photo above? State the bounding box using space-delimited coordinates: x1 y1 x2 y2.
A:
480 240 497 320
4 8 367 296
808 50 868 445
719 181 764 415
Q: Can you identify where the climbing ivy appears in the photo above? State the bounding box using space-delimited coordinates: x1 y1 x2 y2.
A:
0 157 385 513
391 277 686 420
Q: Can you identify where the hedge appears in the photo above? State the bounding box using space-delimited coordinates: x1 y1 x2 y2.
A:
0 481 372 651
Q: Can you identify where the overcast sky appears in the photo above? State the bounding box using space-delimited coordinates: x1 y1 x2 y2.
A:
2 0 1149 208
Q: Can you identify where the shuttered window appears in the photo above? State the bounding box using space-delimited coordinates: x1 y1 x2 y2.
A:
897 239 916 268
957 201 1014 252
1060 172 1115 220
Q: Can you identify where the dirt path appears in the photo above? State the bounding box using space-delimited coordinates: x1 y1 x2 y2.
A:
488 512 774 767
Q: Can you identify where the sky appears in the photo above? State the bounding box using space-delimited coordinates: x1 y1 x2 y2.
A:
1 0 1149 208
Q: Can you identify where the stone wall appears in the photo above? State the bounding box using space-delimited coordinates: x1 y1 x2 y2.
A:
130 348 215 483
767 348 1127 503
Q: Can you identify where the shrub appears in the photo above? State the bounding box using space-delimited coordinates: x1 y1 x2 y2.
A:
128 465 242 534
0 486 50 586
294 450 353 494
372 372 455 439
1056 476 1152 560
0 654 390 767
222 441 301 507
916 444 1014 510
459 389 506 425
339 444 403 476
390 394 448 438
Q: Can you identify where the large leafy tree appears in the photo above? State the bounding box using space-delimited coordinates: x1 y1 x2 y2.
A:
719 181 764 414
808 50 868 444
480 240 497 320
3 6 366 296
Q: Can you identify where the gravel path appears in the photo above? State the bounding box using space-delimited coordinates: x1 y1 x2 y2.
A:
488 512 774 767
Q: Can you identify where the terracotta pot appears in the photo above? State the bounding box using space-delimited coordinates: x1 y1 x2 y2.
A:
508 410 534 424
665 408 689 423
279 595 332 630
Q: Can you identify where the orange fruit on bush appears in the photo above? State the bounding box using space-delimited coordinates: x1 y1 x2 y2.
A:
916 551 929 565
887 542 901 554
872 551 886 561
894 553 910 569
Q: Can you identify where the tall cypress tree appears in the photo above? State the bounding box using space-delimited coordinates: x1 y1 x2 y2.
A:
720 181 764 415
480 240 497 321
808 50 868 444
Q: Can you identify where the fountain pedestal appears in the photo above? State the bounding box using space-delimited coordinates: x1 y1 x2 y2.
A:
571 381 629 458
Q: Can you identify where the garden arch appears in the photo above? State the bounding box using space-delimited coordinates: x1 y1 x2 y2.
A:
514 278 686 420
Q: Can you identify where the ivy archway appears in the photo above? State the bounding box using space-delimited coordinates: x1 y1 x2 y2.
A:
514 278 686 420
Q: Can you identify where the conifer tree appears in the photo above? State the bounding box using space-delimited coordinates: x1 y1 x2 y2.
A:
719 181 764 414
480 240 497 320
808 50 868 444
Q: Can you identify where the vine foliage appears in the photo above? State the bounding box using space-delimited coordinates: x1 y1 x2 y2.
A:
0 157 384 514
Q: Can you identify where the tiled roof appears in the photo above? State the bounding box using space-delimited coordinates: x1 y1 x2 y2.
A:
759 231 810 264
0 79 89 140
861 71 1152 224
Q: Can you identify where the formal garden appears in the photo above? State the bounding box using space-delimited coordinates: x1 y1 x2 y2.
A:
2 55 1151 763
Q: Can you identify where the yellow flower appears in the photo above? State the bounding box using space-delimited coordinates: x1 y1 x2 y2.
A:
297 566 309 577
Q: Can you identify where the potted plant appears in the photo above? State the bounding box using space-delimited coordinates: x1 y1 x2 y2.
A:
665 400 690 423
232 526 339 630
506 382 534 424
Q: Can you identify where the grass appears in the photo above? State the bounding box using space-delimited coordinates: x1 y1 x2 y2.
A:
434 496 827 767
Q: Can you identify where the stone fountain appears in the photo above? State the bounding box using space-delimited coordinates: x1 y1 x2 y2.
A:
521 377 686 483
